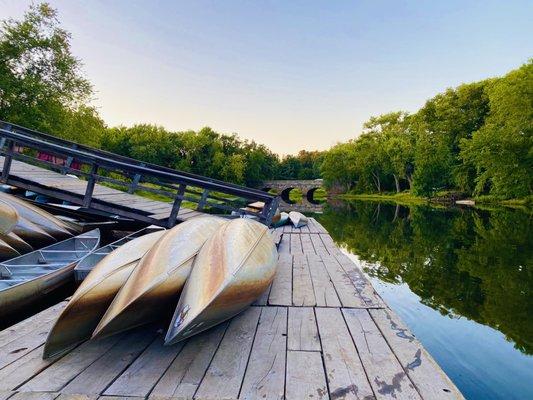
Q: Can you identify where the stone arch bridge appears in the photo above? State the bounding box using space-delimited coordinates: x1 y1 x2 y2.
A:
261 179 324 211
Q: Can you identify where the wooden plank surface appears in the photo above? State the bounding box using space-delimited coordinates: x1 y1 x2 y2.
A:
343 308 421 399
315 307 375 400
287 307 320 351
195 307 261 399
285 351 328 400
239 307 287 400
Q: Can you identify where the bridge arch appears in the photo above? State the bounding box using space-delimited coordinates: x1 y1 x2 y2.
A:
260 179 324 210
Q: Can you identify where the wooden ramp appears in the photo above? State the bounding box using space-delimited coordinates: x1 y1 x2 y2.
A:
0 219 463 400
0 121 279 227
1 157 204 224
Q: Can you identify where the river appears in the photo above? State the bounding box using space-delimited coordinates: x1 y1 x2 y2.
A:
314 200 532 400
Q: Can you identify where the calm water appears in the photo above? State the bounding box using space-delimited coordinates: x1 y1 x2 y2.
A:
315 201 532 400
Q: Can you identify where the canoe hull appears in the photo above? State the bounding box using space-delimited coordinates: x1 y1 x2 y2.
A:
92 217 226 339
43 230 165 359
165 219 277 344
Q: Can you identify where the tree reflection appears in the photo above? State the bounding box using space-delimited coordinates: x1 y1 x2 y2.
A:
318 201 532 354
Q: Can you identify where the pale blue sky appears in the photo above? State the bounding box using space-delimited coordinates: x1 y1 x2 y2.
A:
1 0 532 154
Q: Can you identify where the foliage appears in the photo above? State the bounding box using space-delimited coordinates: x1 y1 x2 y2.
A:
0 3 101 144
321 62 531 200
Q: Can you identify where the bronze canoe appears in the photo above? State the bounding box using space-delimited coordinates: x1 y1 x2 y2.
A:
92 216 226 339
12 216 57 247
0 192 79 237
0 237 20 260
43 229 165 359
0 201 19 234
0 232 33 254
165 218 277 345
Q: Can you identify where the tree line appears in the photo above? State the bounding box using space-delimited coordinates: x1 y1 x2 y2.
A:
1 4 530 199
321 62 532 199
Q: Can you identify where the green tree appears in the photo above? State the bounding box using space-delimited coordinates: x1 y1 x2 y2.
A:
0 3 93 137
460 61 532 198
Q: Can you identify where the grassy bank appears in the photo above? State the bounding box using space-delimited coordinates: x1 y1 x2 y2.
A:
336 192 429 206
335 191 531 209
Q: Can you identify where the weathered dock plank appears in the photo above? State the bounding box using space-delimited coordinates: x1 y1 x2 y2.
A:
239 307 287 400
287 307 320 352
285 351 328 400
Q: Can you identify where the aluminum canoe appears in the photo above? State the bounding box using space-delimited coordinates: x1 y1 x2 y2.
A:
165 218 277 345
43 229 165 359
0 229 100 321
73 227 164 282
288 211 308 228
92 216 226 339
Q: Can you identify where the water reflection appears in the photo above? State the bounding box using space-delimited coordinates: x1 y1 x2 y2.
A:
318 201 532 355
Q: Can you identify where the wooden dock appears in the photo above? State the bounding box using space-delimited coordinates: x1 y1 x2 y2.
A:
0 218 463 400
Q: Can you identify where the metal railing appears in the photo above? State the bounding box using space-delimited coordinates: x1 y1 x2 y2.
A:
0 121 279 227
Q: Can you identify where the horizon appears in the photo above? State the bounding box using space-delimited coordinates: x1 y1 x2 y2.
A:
1 0 532 155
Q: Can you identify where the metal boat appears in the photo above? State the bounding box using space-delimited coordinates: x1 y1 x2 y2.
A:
0 192 80 238
272 211 289 227
74 227 164 282
165 218 277 345
0 201 18 233
288 211 308 228
43 229 165 359
92 216 226 340
0 229 100 320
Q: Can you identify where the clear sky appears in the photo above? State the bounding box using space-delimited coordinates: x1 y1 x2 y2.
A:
1 1 532 155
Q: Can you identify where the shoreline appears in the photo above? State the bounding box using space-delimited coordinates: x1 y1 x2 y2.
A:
332 192 532 210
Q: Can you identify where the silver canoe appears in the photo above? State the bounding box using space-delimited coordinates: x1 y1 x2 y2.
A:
74 227 165 282
43 229 165 359
92 216 226 340
288 211 308 228
165 218 277 345
0 229 100 320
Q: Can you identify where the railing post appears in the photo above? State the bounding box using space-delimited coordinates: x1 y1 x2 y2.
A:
168 184 186 228
1 139 15 183
61 144 78 175
128 163 145 194
83 163 98 208
262 197 280 226
197 189 210 211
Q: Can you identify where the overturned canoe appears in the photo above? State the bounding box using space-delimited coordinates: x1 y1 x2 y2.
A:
92 216 226 339
43 229 165 359
288 211 308 228
0 232 33 254
0 201 19 234
12 216 57 247
0 237 19 260
0 229 100 321
0 192 80 238
165 218 277 345
272 211 289 228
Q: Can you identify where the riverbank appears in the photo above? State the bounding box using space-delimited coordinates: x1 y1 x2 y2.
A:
335 191 532 209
